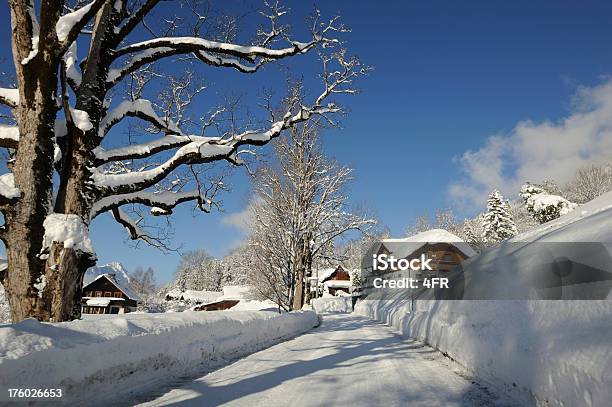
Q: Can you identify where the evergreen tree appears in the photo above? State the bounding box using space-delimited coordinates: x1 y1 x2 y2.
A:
482 190 518 244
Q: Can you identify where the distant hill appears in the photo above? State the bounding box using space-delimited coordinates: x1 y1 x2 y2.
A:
84 262 130 286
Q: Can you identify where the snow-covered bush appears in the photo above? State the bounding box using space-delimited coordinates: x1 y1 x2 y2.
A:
520 182 578 224
482 190 517 243
527 193 578 223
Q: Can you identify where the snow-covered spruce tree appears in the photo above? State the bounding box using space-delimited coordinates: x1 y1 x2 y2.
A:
0 1 362 322
482 190 517 244
248 124 374 310
462 214 486 250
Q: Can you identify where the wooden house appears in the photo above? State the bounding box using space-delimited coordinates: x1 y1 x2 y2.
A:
81 274 140 314
314 265 352 296
369 229 476 278
192 299 240 311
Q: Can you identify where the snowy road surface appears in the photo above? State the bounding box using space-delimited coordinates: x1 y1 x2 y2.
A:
137 314 511 407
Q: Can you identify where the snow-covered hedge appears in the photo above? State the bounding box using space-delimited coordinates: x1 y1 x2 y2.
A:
0 310 317 404
311 297 353 314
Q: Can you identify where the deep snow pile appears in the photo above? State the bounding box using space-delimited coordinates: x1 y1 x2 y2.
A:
0 310 317 404
312 297 353 314
356 191 612 406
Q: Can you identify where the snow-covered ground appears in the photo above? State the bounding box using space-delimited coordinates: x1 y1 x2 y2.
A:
356 191 612 406
0 310 317 405
137 314 513 406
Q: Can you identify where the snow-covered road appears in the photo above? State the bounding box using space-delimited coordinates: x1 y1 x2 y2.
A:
137 314 512 407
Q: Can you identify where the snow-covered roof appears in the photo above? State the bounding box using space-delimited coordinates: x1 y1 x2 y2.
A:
313 265 351 284
165 288 223 303
85 298 113 307
220 285 251 300
84 274 141 301
315 268 337 282
382 229 477 258
182 290 222 303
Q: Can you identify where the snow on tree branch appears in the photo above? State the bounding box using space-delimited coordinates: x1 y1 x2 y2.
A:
0 125 19 149
62 41 82 89
114 36 316 62
0 173 20 205
20 0 39 65
97 99 181 139
110 206 174 251
114 0 160 40
91 188 214 219
0 88 19 108
92 49 365 197
55 0 108 50
106 10 346 88
94 135 197 163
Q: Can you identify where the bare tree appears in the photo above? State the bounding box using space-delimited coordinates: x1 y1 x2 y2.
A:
564 162 612 204
249 124 374 310
405 214 430 236
0 1 364 322
174 249 224 291
129 266 157 296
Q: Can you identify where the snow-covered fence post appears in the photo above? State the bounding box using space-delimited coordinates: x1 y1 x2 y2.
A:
0 1 364 322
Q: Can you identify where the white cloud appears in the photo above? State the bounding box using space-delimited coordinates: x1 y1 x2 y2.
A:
220 207 252 233
220 198 259 234
449 79 612 209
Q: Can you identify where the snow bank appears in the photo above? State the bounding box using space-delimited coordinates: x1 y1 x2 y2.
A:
355 191 612 406
312 297 353 314
355 299 612 406
0 310 317 405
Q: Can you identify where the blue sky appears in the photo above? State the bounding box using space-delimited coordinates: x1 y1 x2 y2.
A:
2 1 612 283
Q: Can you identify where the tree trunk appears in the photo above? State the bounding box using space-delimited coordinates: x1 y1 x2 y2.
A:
292 235 311 310
2 0 97 323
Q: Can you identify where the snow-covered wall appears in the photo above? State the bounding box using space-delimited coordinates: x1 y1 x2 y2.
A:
355 299 611 406
0 310 318 405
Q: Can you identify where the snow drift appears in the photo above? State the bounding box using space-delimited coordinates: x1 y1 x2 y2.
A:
312 297 353 314
356 191 612 406
0 310 318 405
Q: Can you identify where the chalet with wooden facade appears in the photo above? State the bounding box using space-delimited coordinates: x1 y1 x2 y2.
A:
368 229 476 279
81 274 140 314
310 265 353 296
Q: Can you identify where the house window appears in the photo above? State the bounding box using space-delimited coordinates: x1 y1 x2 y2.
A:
95 291 102 297
115 291 122 297
104 291 112 297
